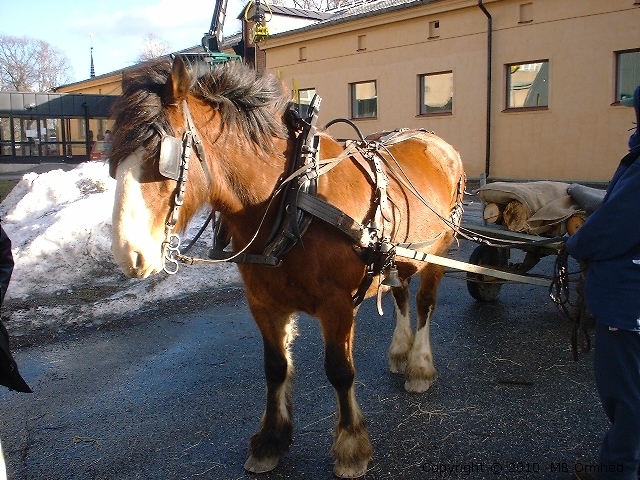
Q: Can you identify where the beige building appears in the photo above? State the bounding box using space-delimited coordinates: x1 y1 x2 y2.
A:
262 0 640 182
56 0 640 182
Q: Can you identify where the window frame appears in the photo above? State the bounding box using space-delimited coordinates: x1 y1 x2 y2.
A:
428 20 440 39
519 2 533 24
357 35 366 52
294 87 316 115
418 70 453 116
505 59 549 111
350 80 378 120
615 48 640 104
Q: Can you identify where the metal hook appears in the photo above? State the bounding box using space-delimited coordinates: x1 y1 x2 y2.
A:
163 233 182 275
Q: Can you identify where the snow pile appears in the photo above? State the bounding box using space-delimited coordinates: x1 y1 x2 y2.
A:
0 162 241 337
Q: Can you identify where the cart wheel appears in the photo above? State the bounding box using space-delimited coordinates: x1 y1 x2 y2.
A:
466 244 507 302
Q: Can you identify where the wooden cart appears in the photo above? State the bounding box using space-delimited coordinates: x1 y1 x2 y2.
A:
459 224 566 302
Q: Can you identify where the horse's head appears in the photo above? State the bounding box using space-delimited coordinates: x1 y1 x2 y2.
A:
109 57 204 278
109 57 293 278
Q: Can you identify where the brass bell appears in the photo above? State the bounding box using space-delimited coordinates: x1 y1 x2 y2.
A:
382 265 403 287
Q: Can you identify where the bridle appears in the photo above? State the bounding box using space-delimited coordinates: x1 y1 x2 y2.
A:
157 99 209 274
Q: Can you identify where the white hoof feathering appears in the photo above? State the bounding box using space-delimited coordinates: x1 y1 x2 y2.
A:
404 325 436 393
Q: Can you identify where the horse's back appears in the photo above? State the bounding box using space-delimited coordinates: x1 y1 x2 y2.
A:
381 130 464 219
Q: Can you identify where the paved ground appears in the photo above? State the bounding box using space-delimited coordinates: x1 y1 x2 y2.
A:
0 191 608 479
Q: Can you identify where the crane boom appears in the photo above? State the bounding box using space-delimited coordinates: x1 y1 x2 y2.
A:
202 0 229 52
174 0 239 76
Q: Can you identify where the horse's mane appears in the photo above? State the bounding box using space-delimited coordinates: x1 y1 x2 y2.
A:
192 61 291 150
110 60 173 168
110 59 291 170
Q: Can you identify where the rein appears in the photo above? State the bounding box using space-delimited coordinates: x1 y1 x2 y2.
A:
157 95 566 312
158 96 465 305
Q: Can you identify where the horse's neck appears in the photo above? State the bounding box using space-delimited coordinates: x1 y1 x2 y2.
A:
207 131 290 233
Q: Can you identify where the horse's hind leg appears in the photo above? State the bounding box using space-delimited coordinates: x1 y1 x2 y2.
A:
388 281 414 374
320 302 372 478
244 309 297 474
404 263 445 393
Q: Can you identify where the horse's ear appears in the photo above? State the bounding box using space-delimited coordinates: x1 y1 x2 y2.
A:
164 56 190 104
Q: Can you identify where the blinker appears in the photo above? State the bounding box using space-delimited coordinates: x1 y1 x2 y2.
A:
159 135 183 180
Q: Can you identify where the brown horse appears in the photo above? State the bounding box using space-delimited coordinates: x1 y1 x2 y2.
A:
109 57 465 478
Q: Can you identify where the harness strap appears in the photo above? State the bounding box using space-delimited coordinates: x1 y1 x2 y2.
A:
279 143 358 186
296 191 369 246
351 243 396 307
393 245 552 287
371 128 432 146
162 100 212 274
180 99 211 185
175 252 279 267
364 148 392 228
395 235 443 249
263 97 321 258
188 250 281 266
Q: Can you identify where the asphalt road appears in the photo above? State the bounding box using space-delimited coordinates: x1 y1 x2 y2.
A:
0 232 607 480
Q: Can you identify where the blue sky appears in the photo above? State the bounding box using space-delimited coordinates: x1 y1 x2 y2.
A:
1 0 246 87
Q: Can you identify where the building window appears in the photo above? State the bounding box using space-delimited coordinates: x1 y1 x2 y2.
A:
294 88 316 114
43 118 62 155
350 81 377 119
428 20 440 39
0 117 12 156
419 71 453 115
298 47 307 62
506 60 549 109
519 3 533 23
357 35 366 51
616 49 640 103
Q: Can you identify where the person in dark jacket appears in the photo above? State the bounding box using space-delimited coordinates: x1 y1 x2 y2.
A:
0 224 31 479
0 225 30 392
566 85 640 480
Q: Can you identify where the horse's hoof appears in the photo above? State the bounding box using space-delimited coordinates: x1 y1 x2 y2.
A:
404 377 433 393
244 454 279 473
333 462 368 478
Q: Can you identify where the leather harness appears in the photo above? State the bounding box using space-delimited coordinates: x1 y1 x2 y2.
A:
163 95 465 307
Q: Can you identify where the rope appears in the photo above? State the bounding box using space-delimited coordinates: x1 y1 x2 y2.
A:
548 247 590 360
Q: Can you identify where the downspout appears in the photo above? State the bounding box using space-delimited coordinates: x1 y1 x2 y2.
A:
478 0 492 180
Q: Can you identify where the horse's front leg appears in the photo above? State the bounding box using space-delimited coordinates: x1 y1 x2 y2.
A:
244 308 297 474
321 302 372 478
404 263 445 393
388 280 414 374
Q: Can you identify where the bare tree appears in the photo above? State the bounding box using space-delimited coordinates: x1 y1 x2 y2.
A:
0 35 73 92
137 34 171 63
